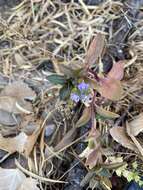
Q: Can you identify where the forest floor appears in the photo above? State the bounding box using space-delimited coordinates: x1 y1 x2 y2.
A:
0 0 143 190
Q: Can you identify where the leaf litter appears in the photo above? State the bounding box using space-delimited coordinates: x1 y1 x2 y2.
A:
0 0 143 189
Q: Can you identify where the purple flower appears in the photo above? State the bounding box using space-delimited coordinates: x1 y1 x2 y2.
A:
81 94 92 103
78 82 89 91
70 93 80 103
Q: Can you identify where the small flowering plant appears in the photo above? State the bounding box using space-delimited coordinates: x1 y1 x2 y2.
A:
47 33 125 178
70 81 93 106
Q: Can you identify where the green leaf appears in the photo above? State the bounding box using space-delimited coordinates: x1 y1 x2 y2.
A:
47 74 66 85
59 84 72 100
139 181 143 187
99 168 111 177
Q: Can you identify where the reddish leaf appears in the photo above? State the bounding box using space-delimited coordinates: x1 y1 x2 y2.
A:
85 33 105 67
107 61 124 80
86 145 103 169
98 77 123 101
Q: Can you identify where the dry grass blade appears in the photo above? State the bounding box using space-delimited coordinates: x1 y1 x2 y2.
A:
15 160 66 183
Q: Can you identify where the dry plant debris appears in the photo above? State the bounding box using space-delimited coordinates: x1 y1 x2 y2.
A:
0 0 143 190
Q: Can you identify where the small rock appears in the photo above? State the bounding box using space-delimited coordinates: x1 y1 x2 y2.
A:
44 124 56 137
125 181 143 190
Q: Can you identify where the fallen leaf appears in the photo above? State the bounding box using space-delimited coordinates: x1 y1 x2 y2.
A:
18 178 40 190
1 81 36 100
110 127 138 152
126 122 143 156
96 105 119 119
55 128 76 152
107 61 124 81
86 145 103 169
0 96 33 114
75 107 91 127
0 132 28 153
0 81 35 114
23 126 42 157
0 109 21 126
19 115 37 135
128 113 143 136
54 64 75 77
0 124 41 157
0 168 26 190
80 128 102 169
85 33 105 67
0 168 39 190
98 77 123 101
0 96 18 113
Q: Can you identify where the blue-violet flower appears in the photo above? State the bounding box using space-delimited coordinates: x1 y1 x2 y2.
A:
70 93 80 103
78 82 89 91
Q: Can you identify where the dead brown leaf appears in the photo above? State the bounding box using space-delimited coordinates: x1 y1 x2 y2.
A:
23 126 42 157
55 128 76 152
0 168 26 190
85 33 105 67
96 105 119 119
0 123 41 157
0 96 33 114
0 132 28 154
107 61 124 81
110 127 138 152
1 81 36 100
98 77 123 101
0 168 39 190
128 113 143 136
0 81 35 114
126 122 143 156
85 145 103 169
80 128 103 169
18 178 40 190
75 107 91 127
